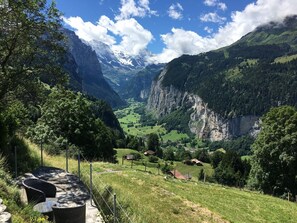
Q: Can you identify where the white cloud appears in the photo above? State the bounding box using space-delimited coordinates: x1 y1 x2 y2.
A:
100 16 153 56
149 28 218 63
204 0 216 7
168 3 184 20
115 0 157 20
63 16 115 45
200 12 226 23
204 26 213 33
64 15 153 57
153 0 297 63
203 0 227 11
218 2 227 11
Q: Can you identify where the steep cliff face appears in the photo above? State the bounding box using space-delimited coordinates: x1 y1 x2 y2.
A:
121 64 164 101
63 29 125 107
147 68 260 141
148 16 297 141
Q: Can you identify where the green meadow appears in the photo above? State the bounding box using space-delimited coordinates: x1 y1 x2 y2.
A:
23 142 297 223
115 101 189 142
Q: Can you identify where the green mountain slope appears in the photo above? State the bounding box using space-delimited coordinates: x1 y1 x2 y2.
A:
161 15 297 118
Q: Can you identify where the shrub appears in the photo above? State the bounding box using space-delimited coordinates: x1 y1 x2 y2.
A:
148 155 159 163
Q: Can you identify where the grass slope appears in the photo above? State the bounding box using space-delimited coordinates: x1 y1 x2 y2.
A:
97 170 297 223
25 142 297 223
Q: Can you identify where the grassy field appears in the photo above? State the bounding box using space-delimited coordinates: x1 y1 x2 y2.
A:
96 170 297 223
115 101 189 142
25 142 297 223
274 54 297 63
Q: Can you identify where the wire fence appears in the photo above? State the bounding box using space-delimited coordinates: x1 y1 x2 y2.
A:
78 152 134 223
13 146 134 223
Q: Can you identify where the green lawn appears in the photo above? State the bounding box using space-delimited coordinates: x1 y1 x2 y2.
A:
175 162 214 180
161 130 188 142
115 101 189 142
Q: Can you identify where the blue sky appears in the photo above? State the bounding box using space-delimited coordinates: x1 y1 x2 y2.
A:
55 0 297 63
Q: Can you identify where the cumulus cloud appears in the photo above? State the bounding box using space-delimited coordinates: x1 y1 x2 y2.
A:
115 0 157 20
63 16 115 45
168 3 184 20
152 0 297 63
64 15 153 57
149 28 218 63
204 0 227 11
99 16 153 56
200 12 226 23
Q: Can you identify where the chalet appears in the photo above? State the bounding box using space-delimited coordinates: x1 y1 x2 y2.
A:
169 170 187 180
144 150 156 156
191 159 203 166
123 154 134 160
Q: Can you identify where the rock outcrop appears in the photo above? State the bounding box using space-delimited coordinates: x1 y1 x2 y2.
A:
0 198 11 223
147 67 260 141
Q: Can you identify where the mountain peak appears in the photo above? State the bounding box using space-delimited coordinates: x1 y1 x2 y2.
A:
85 40 148 70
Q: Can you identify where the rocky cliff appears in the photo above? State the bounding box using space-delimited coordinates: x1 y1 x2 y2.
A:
121 64 164 101
148 16 297 141
64 29 125 107
147 67 260 141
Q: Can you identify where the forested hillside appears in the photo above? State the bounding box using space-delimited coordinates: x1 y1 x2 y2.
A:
0 0 124 165
160 15 297 118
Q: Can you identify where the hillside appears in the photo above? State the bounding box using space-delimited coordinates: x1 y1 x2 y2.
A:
30 144 297 223
148 15 297 140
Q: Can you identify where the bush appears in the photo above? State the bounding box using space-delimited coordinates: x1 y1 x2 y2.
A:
161 162 173 173
148 155 159 163
130 152 141 160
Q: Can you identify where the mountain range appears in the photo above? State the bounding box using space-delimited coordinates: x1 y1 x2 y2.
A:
147 15 297 141
62 15 297 142
86 40 150 94
63 29 125 107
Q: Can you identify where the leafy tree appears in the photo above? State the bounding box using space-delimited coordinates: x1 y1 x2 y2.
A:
175 148 191 161
248 106 297 197
210 150 224 168
146 133 162 156
29 89 115 160
214 150 248 187
163 148 175 161
0 0 66 106
193 149 210 163
126 135 140 150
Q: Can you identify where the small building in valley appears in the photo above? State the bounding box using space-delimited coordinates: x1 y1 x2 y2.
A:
144 150 156 156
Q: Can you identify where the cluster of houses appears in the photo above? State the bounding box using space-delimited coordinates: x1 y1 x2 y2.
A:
123 150 156 160
123 150 204 181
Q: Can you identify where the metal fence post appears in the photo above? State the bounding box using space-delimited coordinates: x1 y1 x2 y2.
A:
113 193 117 223
66 145 68 172
90 162 93 206
40 143 43 166
14 146 17 179
78 152 81 181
